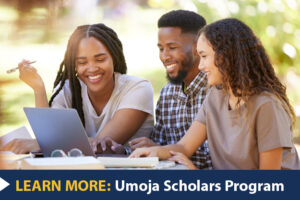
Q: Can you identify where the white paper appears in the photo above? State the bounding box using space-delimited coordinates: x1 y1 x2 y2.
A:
0 126 32 148
97 157 159 168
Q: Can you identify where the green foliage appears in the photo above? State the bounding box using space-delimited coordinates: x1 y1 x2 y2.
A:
194 0 300 75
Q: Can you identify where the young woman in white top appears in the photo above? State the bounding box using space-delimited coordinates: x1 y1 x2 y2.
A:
130 18 300 169
2 23 154 154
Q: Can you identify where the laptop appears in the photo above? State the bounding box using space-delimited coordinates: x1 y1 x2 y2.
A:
23 107 96 157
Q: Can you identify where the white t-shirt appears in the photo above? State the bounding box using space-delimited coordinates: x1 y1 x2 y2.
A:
51 72 154 143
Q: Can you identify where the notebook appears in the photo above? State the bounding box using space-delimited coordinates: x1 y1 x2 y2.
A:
21 157 105 169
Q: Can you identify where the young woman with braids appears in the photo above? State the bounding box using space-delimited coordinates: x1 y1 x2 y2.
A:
2 23 154 154
130 18 300 169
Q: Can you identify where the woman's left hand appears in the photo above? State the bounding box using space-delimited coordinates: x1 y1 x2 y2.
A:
88 137 125 154
88 137 99 153
99 136 125 154
167 151 197 169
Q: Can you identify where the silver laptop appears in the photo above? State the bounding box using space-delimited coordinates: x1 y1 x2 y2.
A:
23 107 95 157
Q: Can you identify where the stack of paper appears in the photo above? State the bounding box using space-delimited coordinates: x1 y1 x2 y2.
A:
97 157 159 168
21 157 105 169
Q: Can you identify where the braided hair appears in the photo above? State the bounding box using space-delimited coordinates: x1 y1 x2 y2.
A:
49 23 127 126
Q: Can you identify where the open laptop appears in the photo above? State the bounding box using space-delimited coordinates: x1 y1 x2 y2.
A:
23 107 96 157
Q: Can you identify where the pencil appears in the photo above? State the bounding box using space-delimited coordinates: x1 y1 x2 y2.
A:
6 61 36 74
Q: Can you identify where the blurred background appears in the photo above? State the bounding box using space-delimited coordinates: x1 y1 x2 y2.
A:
0 0 299 144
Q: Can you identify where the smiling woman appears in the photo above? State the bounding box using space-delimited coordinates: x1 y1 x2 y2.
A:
0 23 154 155
131 18 300 170
75 37 115 115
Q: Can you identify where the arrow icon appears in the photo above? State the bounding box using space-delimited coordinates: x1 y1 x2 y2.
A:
0 177 10 191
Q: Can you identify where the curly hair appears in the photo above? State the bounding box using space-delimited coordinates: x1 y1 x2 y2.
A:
49 23 127 126
198 18 296 127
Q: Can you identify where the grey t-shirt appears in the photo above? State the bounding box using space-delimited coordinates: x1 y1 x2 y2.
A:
195 86 300 169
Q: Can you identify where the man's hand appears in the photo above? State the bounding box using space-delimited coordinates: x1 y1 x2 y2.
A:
0 139 40 154
129 137 157 150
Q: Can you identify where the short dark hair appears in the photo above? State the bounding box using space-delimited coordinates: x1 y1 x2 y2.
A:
158 10 206 34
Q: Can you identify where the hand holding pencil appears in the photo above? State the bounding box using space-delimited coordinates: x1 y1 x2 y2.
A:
6 60 36 74
15 59 45 92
